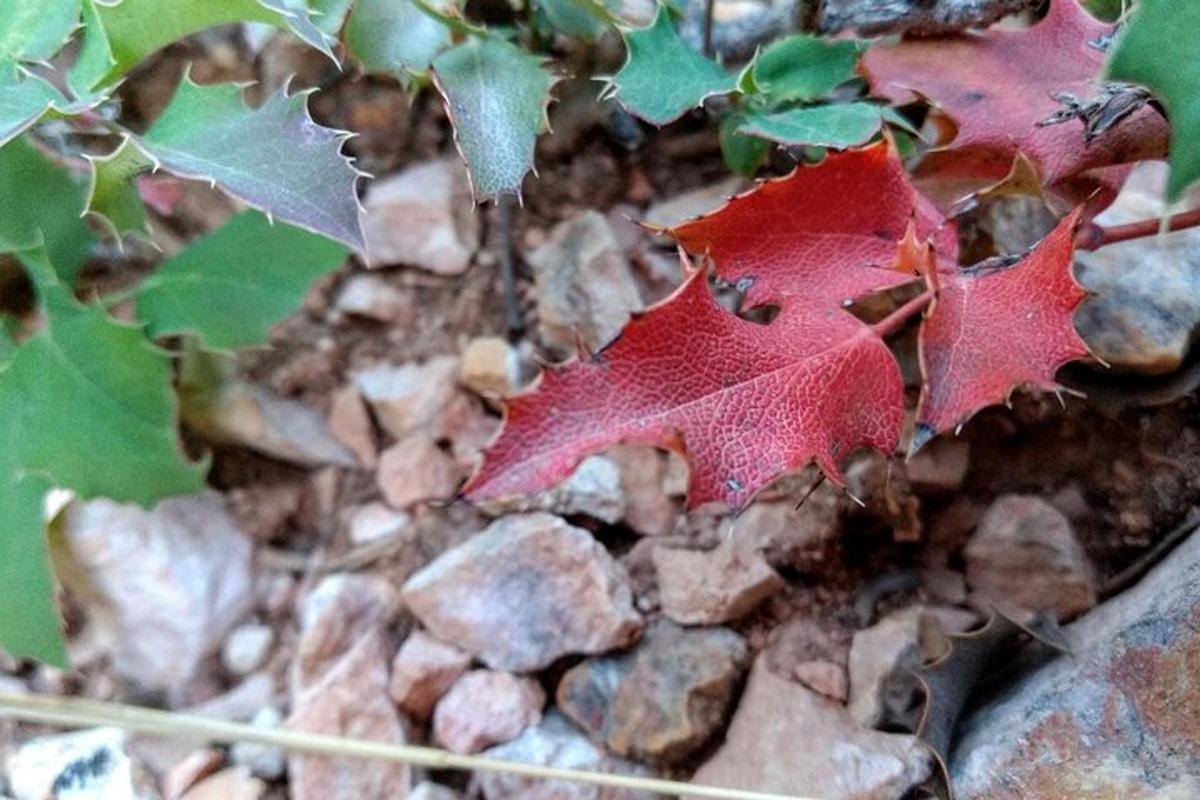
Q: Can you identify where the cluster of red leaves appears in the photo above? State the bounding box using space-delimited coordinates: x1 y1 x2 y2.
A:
464 0 1164 513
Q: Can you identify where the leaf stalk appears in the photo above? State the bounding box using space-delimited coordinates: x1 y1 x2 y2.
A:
1076 207 1200 250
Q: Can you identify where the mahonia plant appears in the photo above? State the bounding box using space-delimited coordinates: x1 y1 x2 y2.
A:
0 0 1197 669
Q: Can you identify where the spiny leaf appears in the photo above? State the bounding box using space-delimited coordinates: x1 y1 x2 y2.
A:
432 37 555 200
0 0 79 63
0 137 94 280
736 102 883 149
344 0 450 75
863 0 1169 206
464 261 904 512
719 113 769 177
748 34 865 103
1107 0 1200 200
671 141 957 309
85 137 151 243
130 76 365 251
535 0 608 39
0 73 70 148
912 210 1090 453
0 248 206 664
608 5 735 125
135 210 347 351
84 0 335 88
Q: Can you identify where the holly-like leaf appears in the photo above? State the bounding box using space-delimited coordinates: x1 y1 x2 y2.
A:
535 0 608 40
135 210 347 351
1107 0 1200 200
464 261 904 512
748 34 865 103
85 138 151 243
344 0 450 75
130 77 365 251
0 73 70 148
83 0 335 89
719 113 769 176
863 0 1169 203
670 141 957 309
606 5 735 125
0 137 94 280
0 0 79 63
0 249 206 664
912 209 1090 453
432 37 555 199
736 102 883 149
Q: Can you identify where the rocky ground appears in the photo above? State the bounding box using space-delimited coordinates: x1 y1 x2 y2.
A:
4 18 1200 800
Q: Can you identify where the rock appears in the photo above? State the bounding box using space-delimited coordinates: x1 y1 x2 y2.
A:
609 446 676 537
362 159 479 273
288 634 411 800
410 783 461 800
849 608 942 730
679 0 796 60
1076 162 1200 374
179 767 264 800
162 749 223 799
55 495 254 693
687 657 932 800
389 631 473 721
904 439 970 492
229 708 286 781
481 456 627 524
347 502 412 546
221 624 274 677
354 356 460 440
641 176 745 231
402 513 643 671
433 670 546 754
794 660 849 703
6 728 134 800
335 274 415 324
653 540 784 625
736 493 840 571
376 431 463 509
181 378 357 468
556 620 748 763
477 712 656 800
292 573 399 694
965 495 1097 619
460 337 520 396
526 211 642 353
950 518 1200 799
329 384 377 468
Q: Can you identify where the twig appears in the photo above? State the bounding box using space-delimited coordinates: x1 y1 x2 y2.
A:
819 0 1037 36
871 290 933 338
1076 208 1200 251
703 0 717 57
496 195 524 338
0 693 818 800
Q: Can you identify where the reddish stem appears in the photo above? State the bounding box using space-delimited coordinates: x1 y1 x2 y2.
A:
871 290 934 338
1076 207 1200 251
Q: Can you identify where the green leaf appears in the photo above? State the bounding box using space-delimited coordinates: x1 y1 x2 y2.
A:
749 35 865 103
0 73 67 148
86 0 335 88
608 6 734 126
737 102 883 148
1107 0 1200 200
309 0 355 34
0 0 80 63
0 472 65 665
131 76 365 250
135 210 347 350
720 113 768 176
432 37 555 199
344 0 450 74
0 137 94 280
536 0 608 39
85 138 151 243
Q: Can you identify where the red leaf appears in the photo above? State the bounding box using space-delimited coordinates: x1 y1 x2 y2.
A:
912 209 1090 453
671 141 957 309
464 260 904 512
863 0 1168 205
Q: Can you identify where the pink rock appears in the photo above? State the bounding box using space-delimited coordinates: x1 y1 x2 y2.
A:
335 274 415 324
793 660 848 703
354 357 460 441
292 574 399 695
179 767 264 800
389 631 473 721
460 337 519 396
653 541 784 625
609 445 676 537
288 634 411 800
432 670 545 755
376 432 463 509
162 748 223 799
329 384 377 468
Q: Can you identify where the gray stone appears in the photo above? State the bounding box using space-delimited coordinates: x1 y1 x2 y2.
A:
6 728 133 800
402 513 643 671
950 522 1200 799
641 176 746 231
849 608 941 730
